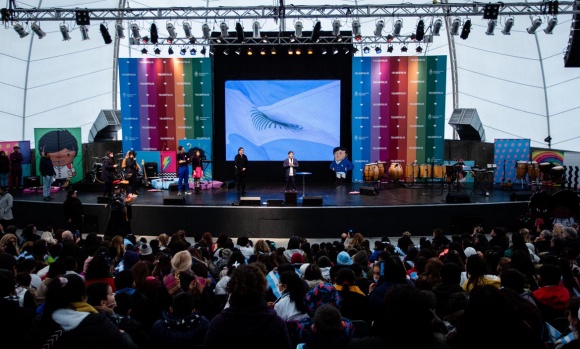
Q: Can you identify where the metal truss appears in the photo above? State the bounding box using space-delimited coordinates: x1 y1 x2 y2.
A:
6 2 578 22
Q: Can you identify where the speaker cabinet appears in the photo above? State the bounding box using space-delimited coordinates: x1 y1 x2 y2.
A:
303 196 323 206
267 199 284 207
446 193 471 203
164 197 185 205
23 176 40 188
144 162 158 178
448 108 485 142
285 192 298 206
168 183 179 192
510 191 533 201
360 186 378 196
240 197 261 206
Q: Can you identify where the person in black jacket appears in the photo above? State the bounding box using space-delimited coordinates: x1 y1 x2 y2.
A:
40 151 56 201
101 151 118 198
234 147 248 194
0 150 10 188
63 189 84 235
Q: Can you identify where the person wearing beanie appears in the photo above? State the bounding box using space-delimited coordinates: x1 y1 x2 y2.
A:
291 252 305 265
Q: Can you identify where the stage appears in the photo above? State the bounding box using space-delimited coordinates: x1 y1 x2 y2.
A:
8 177 560 240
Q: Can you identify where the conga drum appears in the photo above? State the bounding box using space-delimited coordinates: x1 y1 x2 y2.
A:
551 166 565 184
376 161 387 179
389 163 403 181
432 165 444 179
364 163 379 182
527 161 539 181
406 164 418 179
419 164 431 179
539 162 553 181
516 161 527 180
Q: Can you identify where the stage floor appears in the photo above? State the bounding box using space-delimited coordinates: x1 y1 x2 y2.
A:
10 180 566 239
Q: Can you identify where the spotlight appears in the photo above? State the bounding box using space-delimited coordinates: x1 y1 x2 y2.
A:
75 10 90 26
485 19 496 35
13 22 29 38
311 21 321 42
401 45 408 52
460 19 471 39
80 25 90 41
183 22 193 39
374 19 384 37
271 47 277 55
99 24 112 44
544 136 552 143
387 45 394 53
393 19 403 36
189 37 196 44
450 18 461 35
332 46 339 55
220 22 229 37
432 19 442 36
60 24 71 41
150 23 158 44
235 47 241 55
154 47 161 55
321 46 328 55
260 47 266 55
261 36 269 43
190 48 197 55
416 46 423 53
295 47 302 55
415 19 425 41
352 19 361 41
307 47 313 54
223 48 229 55
288 47 294 55
168 46 174 55
363 46 370 54
31 22 46 39
387 34 394 42
527 18 542 34
483 4 500 20
209 47 215 55
343 46 350 54
544 17 557 34
294 20 303 38
247 47 253 55
202 23 211 40
332 19 341 37
141 48 148 54
131 23 140 39
375 46 382 54
235 22 245 42
501 18 514 35
352 47 359 54
180 48 187 55
167 22 177 40
200 46 207 55
289 34 297 42
410 33 417 40
252 20 260 39
116 23 125 39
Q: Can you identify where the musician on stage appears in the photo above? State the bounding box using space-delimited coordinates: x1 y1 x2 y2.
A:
191 149 203 194
100 151 117 197
176 146 190 195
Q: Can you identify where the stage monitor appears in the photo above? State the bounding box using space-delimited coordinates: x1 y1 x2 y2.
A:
225 80 340 161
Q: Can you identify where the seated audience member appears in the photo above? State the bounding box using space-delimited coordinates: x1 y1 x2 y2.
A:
298 304 350 349
271 270 309 321
0 268 37 345
532 263 571 323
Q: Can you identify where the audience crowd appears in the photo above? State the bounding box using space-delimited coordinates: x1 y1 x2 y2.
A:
1 221 580 348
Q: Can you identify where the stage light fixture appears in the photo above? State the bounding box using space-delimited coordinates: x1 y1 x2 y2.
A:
401 45 408 52
116 23 125 39
343 46 350 54
183 22 193 38
80 25 90 41
352 19 361 41
75 10 90 25
527 17 542 34
150 23 158 44
450 18 461 35
289 34 297 42
99 23 112 44
154 47 161 55
131 23 141 39
288 47 294 55
544 17 557 34
235 22 245 42
485 19 497 35
352 47 358 54
385 35 393 43
202 23 211 40
375 46 382 54
13 22 28 38
332 19 341 37
200 47 207 55
501 17 514 35
220 22 229 37
260 47 266 55
235 47 241 55
387 45 394 53
393 19 403 36
416 46 423 53
460 19 471 39
223 48 229 55
141 47 148 54
321 46 328 54
307 47 313 54
483 4 500 20
210 47 215 55
271 47 277 55
296 47 302 55
166 46 173 55
247 47 253 55
415 19 425 41
363 46 370 54
180 48 186 55
31 22 46 39
294 20 303 38
432 19 442 36
332 46 339 55
60 24 71 41
252 20 260 39
410 33 417 40
190 48 197 55
261 35 269 43
374 19 384 37
311 21 321 42
189 37 196 44
167 22 177 40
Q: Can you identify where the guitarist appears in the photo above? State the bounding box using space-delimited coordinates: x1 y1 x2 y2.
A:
123 150 140 196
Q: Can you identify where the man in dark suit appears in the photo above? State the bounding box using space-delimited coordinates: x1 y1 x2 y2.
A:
283 151 299 192
234 147 248 194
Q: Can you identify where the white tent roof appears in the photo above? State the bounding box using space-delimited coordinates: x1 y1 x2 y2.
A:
1 0 579 151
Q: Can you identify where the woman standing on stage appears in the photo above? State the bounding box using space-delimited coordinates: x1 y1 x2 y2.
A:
191 149 203 194
101 151 118 198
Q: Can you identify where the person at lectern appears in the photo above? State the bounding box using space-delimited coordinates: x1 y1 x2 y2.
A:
283 151 299 192
329 146 354 187
234 147 248 195
177 146 190 196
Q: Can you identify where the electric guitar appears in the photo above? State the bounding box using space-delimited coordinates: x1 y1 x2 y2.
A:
141 159 150 187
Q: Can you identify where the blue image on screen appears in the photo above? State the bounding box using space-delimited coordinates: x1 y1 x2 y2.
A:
225 80 341 161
